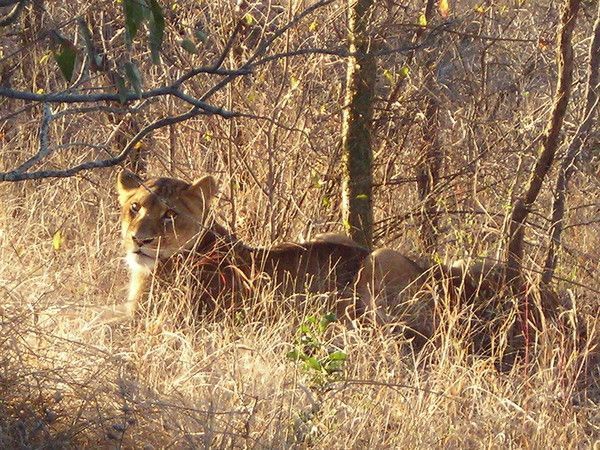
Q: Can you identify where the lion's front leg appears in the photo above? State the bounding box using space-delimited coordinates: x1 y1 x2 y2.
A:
125 268 151 317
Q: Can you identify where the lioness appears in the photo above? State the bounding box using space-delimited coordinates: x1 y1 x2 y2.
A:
116 170 428 324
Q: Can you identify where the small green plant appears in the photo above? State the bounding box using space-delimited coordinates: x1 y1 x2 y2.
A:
286 312 347 387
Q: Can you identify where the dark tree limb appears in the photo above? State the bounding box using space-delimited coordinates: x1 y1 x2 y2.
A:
506 0 581 293
0 85 238 116
542 2 600 285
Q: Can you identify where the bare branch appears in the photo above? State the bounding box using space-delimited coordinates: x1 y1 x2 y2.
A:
10 104 54 174
200 0 336 102
0 106 207 181
506 0 581 293
0 86 238 117
543 2 600 284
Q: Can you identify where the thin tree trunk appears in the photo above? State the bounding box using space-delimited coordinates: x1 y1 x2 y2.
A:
413 0 441 254
416 94 442 253
543 3 600 285
341 0 376 249
506 0 580 294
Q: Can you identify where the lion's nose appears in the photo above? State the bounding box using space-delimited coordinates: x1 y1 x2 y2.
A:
132 235 155 247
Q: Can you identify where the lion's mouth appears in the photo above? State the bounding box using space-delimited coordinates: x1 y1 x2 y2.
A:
134 250 154 259
126 250 157 272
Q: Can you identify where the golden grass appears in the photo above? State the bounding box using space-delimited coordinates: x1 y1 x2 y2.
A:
1 175 598 448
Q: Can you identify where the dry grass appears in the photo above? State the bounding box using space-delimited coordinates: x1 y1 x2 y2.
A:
1 166 598 448
1 0 599 448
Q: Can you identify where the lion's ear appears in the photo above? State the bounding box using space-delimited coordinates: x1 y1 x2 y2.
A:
117 170 142 204
187 175 217 204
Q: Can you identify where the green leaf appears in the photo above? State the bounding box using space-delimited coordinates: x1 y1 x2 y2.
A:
305 357 322 371
180 38 198 54
299 324 311 335
328 351 347 361
306 316 318 325
324 360 344 374
243 13 255 26
383 68 394 84
194 27 208 43
323 312 336 324
399 65 410 79
122 0 145 44
146 0 165 64
319 312 336 332
52 39 77 83
77 18 102 70
124 61 143 98
356 193 368 200
286 350 300 361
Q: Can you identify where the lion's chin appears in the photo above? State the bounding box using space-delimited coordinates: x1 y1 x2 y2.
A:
126 252 156 273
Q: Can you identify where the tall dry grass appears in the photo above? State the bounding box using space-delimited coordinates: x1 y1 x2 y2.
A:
1 0 599 448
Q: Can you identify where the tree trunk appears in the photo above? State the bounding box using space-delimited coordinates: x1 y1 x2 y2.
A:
543 3 599 285
414 0 441 254
506 0 580 294
341 0 376 249
416 94 442 253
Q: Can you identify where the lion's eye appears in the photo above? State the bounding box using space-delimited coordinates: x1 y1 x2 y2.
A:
163 210 177 222
130 202 140 214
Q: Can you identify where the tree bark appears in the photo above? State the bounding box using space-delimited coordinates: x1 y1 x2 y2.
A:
506 0 581 294
542 3 599 285
341 0 376 249
416 93 442 253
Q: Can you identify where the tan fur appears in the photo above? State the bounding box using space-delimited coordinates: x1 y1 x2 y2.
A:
311 232 363 247
355 248 433 338
117 170 218 313
117 172 477 344
117 172 417 319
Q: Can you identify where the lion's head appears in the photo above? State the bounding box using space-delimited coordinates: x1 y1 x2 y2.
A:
116 170 217 272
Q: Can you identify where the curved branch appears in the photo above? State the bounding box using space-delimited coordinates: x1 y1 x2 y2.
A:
506 0 581 292
542 2 600 284
0 86 238 117
0 107 207 181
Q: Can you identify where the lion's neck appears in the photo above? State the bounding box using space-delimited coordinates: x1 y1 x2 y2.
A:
188 221 258 270
125 220 261 314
